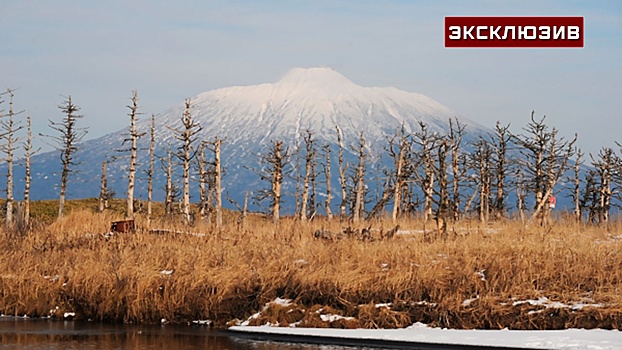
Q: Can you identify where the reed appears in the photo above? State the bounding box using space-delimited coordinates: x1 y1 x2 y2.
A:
0 201 620 330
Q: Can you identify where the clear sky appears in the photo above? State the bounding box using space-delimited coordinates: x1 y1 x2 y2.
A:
1 0 620 155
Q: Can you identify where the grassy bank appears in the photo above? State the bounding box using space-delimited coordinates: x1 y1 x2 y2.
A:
0 201 621 330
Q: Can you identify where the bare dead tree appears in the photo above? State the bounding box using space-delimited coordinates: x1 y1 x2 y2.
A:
310 143 318 220
571 148 583 223
98 161 114 213
163 148 175 216
352 132 366 222
336 125 348 217
434 138 450 233
20 114 39 230
146 114 155 224
197 142 209 220
124 90 144 218
206 137 223 228
367 176 393 219
168 99 202 224
226 191 248 229
513 113 576 225
388 125 411 223
293 141 302 217
99 162 106 213
471 140 492 222
45 96 87 219
589 147 619 225
581 169 599 224
255 140 288 224
299 130 314 221
490 122 512 220
411 121 438 222
448 117 466 220
321 143 333 219
514 169 525 223
0 89 24 226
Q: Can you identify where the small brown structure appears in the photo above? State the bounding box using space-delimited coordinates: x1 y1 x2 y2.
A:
111 219 135 233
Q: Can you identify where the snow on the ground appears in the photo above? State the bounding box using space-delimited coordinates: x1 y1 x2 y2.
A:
229 323 622 350
319 314 355 323
511 296 603 310
239 297 293 326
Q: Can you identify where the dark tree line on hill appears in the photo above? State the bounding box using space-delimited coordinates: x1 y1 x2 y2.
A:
1 89 621 234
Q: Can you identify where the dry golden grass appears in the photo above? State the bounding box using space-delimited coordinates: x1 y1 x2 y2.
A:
0 202 621 330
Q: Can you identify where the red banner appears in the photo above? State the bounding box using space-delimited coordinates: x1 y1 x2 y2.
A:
445 16 584 48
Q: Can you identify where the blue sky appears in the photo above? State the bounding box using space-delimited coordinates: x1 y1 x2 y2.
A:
0 0 620 155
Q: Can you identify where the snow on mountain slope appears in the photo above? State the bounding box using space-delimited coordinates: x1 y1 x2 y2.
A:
16 67 490 207
145 67 486 148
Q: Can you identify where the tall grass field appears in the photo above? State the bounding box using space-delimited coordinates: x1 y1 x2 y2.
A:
0 199 620 330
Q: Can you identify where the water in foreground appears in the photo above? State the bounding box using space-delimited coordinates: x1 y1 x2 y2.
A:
0 317 391 350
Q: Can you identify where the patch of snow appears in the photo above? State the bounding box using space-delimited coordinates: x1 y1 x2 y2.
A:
239 297 294 326
43 275 61 282
63 312 75 318
374 303 392 309
412 301 437 307
512 296 604 310
320 314 355 322
476 269 486 281
293 259 308 266
462 296 479 307
160 269 174 275
229 324 622 350
273 297 292 307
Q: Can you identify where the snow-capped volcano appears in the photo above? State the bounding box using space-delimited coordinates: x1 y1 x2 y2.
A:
147 67 486 148
18 67 489 208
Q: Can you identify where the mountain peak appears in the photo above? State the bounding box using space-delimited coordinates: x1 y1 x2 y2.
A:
276 67 357 90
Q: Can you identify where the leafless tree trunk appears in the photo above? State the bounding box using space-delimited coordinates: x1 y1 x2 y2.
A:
300 130 313 221
448 118 466 220
125 90 143 218
491 122 512 220
198 142 208 219
1 89 23 226
412 122 437 222
271 142 284 224
242 191 248 229
591 147 618 225
310 147 317 220
516 165 526 223
322 143 333 220
99 161 107 213
294 141 302 217
582 170 599 224
164 148 174 216
572 148 583 223
168 99 202 224
256 140 287 224
388 125 410 223
352 132 366 222
336 125 347 217
23 115 36 228
435 139 450 231
147 114 155 224
212 137 223 228
46 96 87 219
472 140 492 222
